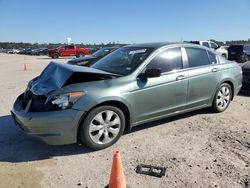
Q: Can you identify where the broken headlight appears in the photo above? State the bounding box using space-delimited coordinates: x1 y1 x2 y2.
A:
51 91 85 109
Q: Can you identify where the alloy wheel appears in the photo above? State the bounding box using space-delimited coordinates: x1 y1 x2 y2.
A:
216 86 231 110
88 110 121 145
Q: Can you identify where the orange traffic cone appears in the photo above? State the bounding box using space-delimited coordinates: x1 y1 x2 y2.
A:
24 63 28 71
108 150 127 188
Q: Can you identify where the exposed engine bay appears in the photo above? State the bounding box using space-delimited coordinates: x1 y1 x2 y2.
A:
19 62 119 112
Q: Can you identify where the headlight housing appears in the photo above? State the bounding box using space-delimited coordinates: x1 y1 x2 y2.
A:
51 91 85 109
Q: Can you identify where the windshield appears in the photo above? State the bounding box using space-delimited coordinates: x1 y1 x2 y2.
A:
91 47 155 75
92 48 112 57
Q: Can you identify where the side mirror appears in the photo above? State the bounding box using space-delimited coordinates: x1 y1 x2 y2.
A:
144 68 161 78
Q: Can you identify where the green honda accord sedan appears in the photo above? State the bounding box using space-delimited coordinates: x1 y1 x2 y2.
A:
11 42 242 150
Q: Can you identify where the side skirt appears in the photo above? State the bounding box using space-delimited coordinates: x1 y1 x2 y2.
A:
131 104 211 128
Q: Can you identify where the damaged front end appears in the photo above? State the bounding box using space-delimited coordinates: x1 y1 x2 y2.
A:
17 61 119 112
18 90 85 112
11 62 119 145
20 91 54 112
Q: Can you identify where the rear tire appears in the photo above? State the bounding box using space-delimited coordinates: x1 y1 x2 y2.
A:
79 105 125 150
212 83 232 113
52 53 59 59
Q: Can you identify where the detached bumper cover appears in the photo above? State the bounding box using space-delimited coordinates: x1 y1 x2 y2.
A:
11 97 85 145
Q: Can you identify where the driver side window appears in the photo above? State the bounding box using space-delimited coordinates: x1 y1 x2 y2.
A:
146 48 183 74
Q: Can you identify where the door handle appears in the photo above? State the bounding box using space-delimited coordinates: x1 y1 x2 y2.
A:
176 75 186 81
212 68 219 72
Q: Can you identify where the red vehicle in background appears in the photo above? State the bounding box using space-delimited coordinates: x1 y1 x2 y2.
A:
48 44 89 59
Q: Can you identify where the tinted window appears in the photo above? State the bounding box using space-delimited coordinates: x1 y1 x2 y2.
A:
146 48 183 73
244 45 250 54
228 45 243 52
208 51 218 64
190 41 200 45
65 45 74 49
202 42 210 48
210 42 218 49
186 48 211 68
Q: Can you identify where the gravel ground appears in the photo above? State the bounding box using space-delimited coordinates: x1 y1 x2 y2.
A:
0 53 249 188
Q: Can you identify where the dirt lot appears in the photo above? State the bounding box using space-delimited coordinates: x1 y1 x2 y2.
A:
0 53 249 188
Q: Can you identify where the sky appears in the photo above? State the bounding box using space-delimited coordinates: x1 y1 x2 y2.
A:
0 0 250 44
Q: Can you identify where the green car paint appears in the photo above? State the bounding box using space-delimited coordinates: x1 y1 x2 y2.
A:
11 43 242 148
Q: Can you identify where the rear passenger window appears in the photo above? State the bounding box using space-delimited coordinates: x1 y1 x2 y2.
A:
146 48 183 73
208 51 218 64
202 42 210 48
186 48 211 68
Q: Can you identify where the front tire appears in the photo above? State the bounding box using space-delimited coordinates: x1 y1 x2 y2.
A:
212 83 232 113
79 106 126 150
78 52 84 57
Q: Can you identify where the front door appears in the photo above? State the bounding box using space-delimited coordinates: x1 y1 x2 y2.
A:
130 47 188 123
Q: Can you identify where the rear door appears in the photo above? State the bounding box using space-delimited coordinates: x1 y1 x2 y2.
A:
184 47 221 108
132 47 188 123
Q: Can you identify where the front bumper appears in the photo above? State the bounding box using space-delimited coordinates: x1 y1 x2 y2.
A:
11 95 85 145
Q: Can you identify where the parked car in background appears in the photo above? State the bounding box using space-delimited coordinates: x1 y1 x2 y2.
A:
189 41 228 59
19 48 33 55
11 42 242 150
48 44 89 59
17 49 26 54
241 61 250 90
88 48 100 54
228 45 250 63
30 48 49 56
7 49 20 54
67 47 118 66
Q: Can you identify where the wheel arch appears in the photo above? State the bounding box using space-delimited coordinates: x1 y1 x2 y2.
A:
76 100 131 143
214 79 234 101
222 80 234 100
52 52 60 58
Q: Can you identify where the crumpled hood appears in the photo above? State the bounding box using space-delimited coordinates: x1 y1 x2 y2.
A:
30 61 117 96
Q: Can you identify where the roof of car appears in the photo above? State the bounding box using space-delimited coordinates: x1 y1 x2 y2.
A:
125 42 184 49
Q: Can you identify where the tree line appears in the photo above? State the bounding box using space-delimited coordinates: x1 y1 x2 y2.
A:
212 38 250 46
0 39 249 49
0 42 127 49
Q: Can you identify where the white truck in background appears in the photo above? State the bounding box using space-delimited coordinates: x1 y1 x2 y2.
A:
189 40 228 59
